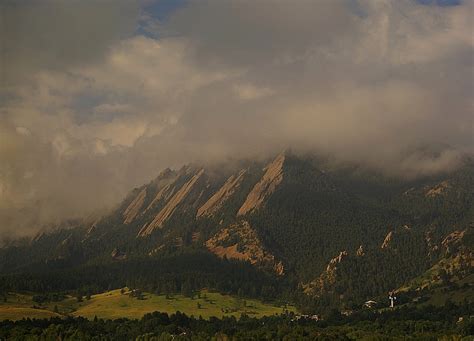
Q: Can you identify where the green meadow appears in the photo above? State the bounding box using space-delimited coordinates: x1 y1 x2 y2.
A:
0 289 296 321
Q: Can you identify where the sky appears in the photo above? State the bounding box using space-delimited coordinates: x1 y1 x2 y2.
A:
0 0 473 237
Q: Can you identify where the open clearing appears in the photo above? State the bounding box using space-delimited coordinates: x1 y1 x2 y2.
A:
0 289 295 321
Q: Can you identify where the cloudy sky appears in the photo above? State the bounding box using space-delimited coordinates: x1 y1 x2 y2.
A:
0 0 472 237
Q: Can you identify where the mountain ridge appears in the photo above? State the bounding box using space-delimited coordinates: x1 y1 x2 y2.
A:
0 152 472 312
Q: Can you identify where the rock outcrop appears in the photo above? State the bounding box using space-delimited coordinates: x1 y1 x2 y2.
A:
441 229 467 255
143 169 179 214
197 169 247 218
381 231 394 249
237 154 285 216
138 169 205 236
326 251 349 276
425 180 450 198
111 248 127 260
205 220 284 275
123 188 147 224
381 227 412 250
143 183 176 214
356 245 365 257
303 250 349 296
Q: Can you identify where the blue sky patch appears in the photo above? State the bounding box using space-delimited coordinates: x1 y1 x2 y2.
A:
136 0 188 38
144 0 187 21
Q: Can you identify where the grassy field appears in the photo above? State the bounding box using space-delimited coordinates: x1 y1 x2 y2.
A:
0 293 63 321
0 289 296 321
0 307 61 321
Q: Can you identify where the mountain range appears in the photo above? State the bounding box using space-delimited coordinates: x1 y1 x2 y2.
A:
1 151 473 312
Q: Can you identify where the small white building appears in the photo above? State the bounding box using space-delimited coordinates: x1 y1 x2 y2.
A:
364 300 377 308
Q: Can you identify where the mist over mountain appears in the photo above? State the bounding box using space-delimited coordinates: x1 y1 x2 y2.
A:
0 151 472 318
1 2 473 338
1 0 472 237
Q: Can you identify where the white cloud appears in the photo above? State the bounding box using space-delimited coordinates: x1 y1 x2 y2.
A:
15 127 30 136
233 84 274 101
0 0 472 236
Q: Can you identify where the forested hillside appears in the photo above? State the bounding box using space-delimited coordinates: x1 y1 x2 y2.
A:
1 152 473 313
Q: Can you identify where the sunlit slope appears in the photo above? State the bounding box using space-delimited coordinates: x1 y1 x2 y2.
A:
0 289 296 321
72 289 295 319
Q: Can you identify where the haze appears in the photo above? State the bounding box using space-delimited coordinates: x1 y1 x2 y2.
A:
0 0 473 237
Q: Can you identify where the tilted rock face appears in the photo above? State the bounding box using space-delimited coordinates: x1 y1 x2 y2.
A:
143 183 176 214
381 227 412 250
123 188 147 224
381 231 394 249
138 169 205 236
304 250 349 296
237 154 285 216
326 251 349 273
121 168 179 225
205 220 284 275
197 169 247 218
